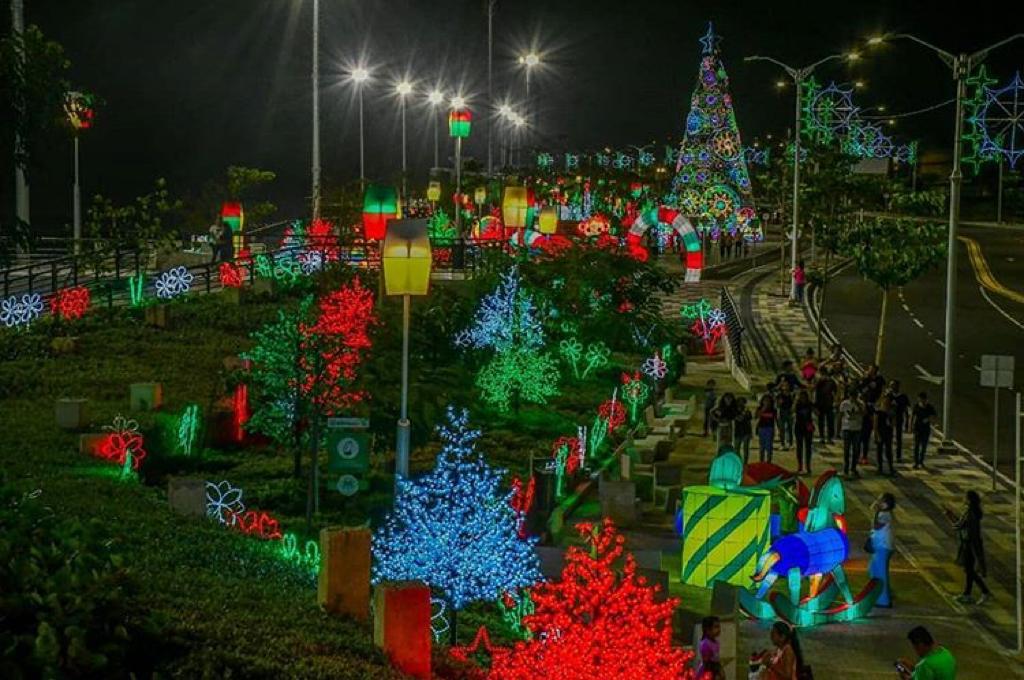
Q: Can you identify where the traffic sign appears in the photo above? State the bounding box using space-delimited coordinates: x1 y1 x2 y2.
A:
336 474 359 496
980 355 1014 389
328 431 370 473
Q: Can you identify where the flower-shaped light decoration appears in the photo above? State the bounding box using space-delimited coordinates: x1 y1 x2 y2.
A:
154 266 194 300
205 480 246 524
98 415 147 471
582 342 611 379
50 286 90 321
219 262 243 288
298 250 324 275
641 351 669 381
680 298 713 322
1 293 44 327
707 308 727 328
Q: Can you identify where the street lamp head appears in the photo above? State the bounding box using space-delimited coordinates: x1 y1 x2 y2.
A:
854 80 866 89
775 80 787 89
396 80 413 97
846 51 861 61
427 89 444 105
878 104 887 112
498 104 513 117
521 52 540 68
450 95 467 110
511 114 525 127
352 67 370 83
867 35 885 46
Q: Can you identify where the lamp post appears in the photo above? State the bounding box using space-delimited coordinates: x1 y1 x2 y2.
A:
518 52 540 148
427 89 444 170
395 80 413 199
745 51 860 300
12 0 29 234
351 66 371 188
382 219 432 486
64 91 94 255
311 0 321 218
511 113 525 168
866 31 1024 443
487 0 496 175
449 97 470 236
498 104 512 167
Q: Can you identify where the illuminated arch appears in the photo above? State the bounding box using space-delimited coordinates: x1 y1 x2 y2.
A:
627 206 703 282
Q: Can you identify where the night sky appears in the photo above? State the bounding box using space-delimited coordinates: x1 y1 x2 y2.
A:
15 0 1024 227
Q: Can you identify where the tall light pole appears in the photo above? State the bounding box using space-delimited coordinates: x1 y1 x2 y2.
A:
498 104 512 168
427 89 444 170
450 96 469 235
866 32 1024 443
395 80 413 199
518 52 540 150
351 66 371 188
487 0 496 176
311 0 321 218
745 51 860 299
12 0 29 233
64 92 93 255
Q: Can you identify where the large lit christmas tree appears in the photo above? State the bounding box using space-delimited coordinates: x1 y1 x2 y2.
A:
671 23 759 241
372 407 542 611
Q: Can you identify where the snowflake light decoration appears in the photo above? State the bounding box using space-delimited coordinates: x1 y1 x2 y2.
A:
1 293 44 327
641 351 668 381
965 68 1024 172
205 479 246 524
298 249 324 274
154 266 194 299
801 79 860 145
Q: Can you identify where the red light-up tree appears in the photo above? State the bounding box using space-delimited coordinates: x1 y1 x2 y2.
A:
454 518 694 680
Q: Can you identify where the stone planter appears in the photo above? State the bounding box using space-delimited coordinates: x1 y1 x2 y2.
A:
168 477 206 517
129 382 163 411
51 336 78 354
144 304 171 328
56 398 88 430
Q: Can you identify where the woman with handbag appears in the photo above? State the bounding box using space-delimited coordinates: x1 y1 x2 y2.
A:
868 493 895 607
945 490 991 605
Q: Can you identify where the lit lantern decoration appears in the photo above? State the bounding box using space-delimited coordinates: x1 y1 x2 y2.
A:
64 91 95 131
427 180 442 203
383 219 432 296
220 202 244 250
502 186 529 229
473 215 504 240
474 186 487 206
448 109 472 138
363 184 401 241
538 205 558 234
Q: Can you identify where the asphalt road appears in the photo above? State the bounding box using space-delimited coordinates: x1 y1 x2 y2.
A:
821 224 1024 479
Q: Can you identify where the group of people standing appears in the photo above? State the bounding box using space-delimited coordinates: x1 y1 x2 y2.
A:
703 344 938 479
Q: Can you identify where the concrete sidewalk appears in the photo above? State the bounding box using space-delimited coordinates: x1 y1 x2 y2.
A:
729 263 1024 657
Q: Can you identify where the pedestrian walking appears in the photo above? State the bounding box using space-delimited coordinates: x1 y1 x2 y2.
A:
208 221 223 263
897 626 956 679
794 390 815 475
813 367 837 445
945 490 991 605
792 259 806 303
839 390 864 477
889 380 910 463
219 221 235 262
799 348 818 384
874 394 896 476
702 379 718 437
774 360 801 392
712 393 740 445
696 616 725 680
911 392 937 469
734 397 753 463
777 382 794 450
756 395 778 463
868 493 895 607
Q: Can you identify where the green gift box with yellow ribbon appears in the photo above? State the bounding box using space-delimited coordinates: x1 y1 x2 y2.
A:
680 484 771 588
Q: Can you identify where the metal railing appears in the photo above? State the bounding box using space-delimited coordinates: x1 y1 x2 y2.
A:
719 285 745 368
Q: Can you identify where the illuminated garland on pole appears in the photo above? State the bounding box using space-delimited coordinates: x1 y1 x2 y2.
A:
372 407 542 612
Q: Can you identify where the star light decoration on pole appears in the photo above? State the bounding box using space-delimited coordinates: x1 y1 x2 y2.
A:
964 67 1024 172
681 298 726 354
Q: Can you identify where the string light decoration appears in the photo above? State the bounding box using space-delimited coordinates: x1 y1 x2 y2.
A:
127 274 145 306
206 480 246 523
176 404 200 455
428 209 456 240
279 532 321 575
743 146 771 166
621 372 650 423
965 67 1024 172
597 396 627 432
454 519 694 679
551 436 584 498
671 23 759 242
154 266 194 299
372 407 542 611
224 509 283 540
431 597 451 642
1 293 43 327
49 286 90 320
681 298 726 354
641 351 668 381
801 78 860 145
509 475 536 539
457 269 560 412
558 338 610 380
219 262 243 288
98 415 147 472
498 589 536 639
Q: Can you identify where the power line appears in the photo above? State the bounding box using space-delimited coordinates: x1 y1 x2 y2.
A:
861 98 956 120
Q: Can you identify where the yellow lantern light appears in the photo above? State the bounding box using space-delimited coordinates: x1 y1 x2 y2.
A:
474 186 487 205
538 205 558 234
427 180 441 203
383 219 432 296
502 186 529 229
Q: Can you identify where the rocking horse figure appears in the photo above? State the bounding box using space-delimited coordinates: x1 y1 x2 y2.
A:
739 470 882 626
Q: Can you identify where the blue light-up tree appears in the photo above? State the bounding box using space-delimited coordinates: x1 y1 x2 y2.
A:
455 268 559 412
372 407 542 636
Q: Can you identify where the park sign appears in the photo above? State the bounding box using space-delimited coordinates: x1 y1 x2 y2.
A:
327 418 370 496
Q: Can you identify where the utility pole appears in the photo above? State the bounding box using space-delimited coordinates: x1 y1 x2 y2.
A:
311 0 321 219
486 0 495 176
12 0 30 234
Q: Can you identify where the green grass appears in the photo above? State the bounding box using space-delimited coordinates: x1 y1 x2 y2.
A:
0 279 660 676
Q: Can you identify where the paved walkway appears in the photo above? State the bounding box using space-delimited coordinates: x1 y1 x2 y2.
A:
731 264 1024 652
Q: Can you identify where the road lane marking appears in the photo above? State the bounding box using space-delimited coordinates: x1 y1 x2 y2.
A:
979 285 1024 330
959 235 1024 305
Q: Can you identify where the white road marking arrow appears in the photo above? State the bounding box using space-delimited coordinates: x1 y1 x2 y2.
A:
914 364 944 385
